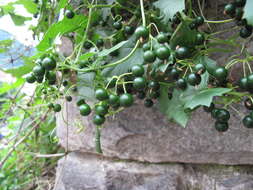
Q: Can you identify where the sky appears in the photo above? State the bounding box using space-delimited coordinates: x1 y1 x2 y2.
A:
0 1 37 45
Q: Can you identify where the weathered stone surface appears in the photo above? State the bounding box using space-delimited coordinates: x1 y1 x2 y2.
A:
54 153 253 190
57 98 253 165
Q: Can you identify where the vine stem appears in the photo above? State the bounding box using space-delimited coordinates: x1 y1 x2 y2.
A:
95 125 102 154
205 19 234 24
140 0 146 26
75 0 94 63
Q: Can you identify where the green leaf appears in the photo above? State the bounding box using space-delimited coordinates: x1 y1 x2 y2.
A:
159 87 190 128
37 15 87 51
77 72 96 102
98 41 128 57
170 21 198 49
153 0 185 22
184 88 232 109
79 52 95 61
15 0 37 14
243 0 253 26
9 13 31 26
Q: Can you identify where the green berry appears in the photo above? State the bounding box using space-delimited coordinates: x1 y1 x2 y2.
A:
243 115 253 128
113 21 122 30
42 57 56 70
95 88 109 101
143 50 156 63
213 67 228 81
108 94 120 105
95 105 108 116
65 95 72 102
187 73 201 86
53 104 61 112
33 65 45 76
79 104 91 116
65 10 75 19
176 78 187 90
133 77 147 89
26 73 36 83
144 99 153 108
156 33 168 43
76 99 86 106
175 47 190 59
119 93 134 107
131 65 145 77
93 115 105 125
216 109 230 122
214 121 229 132
155 46 170 60
135 26 149 39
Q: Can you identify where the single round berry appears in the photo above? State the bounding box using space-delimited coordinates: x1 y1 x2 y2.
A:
156 33 168 43
108 94 120 105
195 16 204 26
83 41 92 49
96 39 104 47
95 88 109 101
124 26 134 35
65 10 75 19
175 47 190 59
213 67 228 82
142 43 151 51
240 27 252 38
95 105 108 116
76 99 86 106
93 115 105 125
239 77 248 90
131 65 144 77
65 95 72 102
187 73 201 86
194 63 206 74
203 103 215 113
79 104 91 116
143 50 156 63
168 68 180 80
144 99 153 108
26 73 36 83
243 115 253 128
133 77 147 89
176 78 187 90
113 21 122 30
119 93 134 107
36 76 44 83
148 81 160 91
214 121 229 132
224 3 236 16
244 98 253 110
155 46 170 60
53 104 61 112
195 33 205 45
46 71 56 81
135 26 149 39
216 109 230 122
33 65 45 76
42 57 56 70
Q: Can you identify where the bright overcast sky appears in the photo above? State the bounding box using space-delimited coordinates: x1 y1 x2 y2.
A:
0 1 37 45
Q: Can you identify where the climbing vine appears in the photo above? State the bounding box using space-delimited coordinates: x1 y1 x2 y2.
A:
1 0 253 156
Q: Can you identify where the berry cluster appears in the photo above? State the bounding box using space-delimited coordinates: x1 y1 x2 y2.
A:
224 0 252 38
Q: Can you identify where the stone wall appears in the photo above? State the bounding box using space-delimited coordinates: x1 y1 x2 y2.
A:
54 0 253 189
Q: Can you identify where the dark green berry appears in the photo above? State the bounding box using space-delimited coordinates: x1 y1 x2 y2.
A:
93 115 105 125
95 105 108 116
175 47 190 59
119 93 134 107
214 121 229 132
53 104 61 112
133 77 147 89
216 109 230 122
42 57 56 70
108 94 120 105
187 73 201 86
240 27 252 38
148 81 160 91
144 99 153 108
95 88 109 101
243 115 253 128
26 73 36 83
213 67 228 82
156 33 168 43
131 65 145 77
176 78 187 90
155 46 170 60
76 99 86 106
113 21 122 30
65 10 75 19
79 104 91 116
33 65 45 76
124 26 134 35
135 26 149 39
65 95 72 102
143 50 156 63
